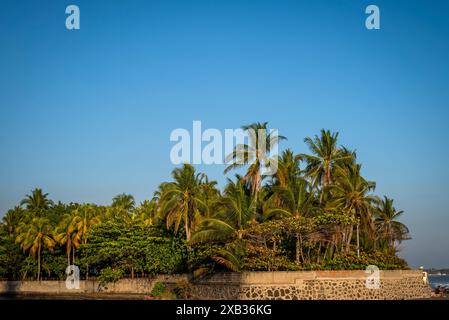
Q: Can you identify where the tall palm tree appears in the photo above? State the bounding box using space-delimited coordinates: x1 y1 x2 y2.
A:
73 204 101 278
159 164 209 242
20 188 53 217
374 196 410 248
272 149 302 188
2 206 24 237
15 217 56 280
300 130 354 192
54 212 80 268
199 176 220 219
225 122 286 221
328 164 378 254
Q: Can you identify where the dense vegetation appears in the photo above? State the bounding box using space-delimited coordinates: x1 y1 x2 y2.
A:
0 124 410 281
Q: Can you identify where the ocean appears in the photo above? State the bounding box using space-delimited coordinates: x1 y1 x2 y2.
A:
428 275 449 290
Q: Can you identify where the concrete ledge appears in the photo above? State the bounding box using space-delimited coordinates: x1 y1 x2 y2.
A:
0 270 433 300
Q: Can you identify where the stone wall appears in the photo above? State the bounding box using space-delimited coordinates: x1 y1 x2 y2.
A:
189 270 433 300
0 270 433 300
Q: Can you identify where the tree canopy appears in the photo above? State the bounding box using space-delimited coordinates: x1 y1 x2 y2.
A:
0 126 410 281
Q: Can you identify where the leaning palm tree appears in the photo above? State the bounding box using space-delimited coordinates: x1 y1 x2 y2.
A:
15 217 56 280
374 196 410 249
20 188 53 217
300 130 354 193
225 122 286 221
328 163 378 254
159 164 209 242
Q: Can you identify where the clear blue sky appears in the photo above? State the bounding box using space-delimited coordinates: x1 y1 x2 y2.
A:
1 0 448 268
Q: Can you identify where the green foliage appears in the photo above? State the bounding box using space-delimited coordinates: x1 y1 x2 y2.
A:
0 128 413 279
151 282 167 297
41 249 67 279
150 282 177 300
312 212 356 226
0 229 24 279
243 243 299 271
300 251 408 270
98 267 124 286
144 237 186 274
81 219 186 276
19 256 38 280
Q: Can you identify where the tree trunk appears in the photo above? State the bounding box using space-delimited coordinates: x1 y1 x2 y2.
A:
299 234 304 263
356 223 360 258
295 233 301 264
323 242 329 260
317 242 321 263
37 243 41 281
85 239 89 280
185 220 191 244
346 226 353 253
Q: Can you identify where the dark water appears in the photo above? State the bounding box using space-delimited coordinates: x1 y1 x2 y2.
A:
428 275 449 290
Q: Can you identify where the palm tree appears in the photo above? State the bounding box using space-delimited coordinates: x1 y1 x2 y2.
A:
111 194 136 223
328 164 378 254
225 122 286 221
54 212 80 268
15 217 56 280
300 130 354 192
135 200 158 226
374 196 410 248
73 204 101 278
265 178 315 263
272 149 302 188
20 188 53 217
112 193 135 211
159 164 209 242
199 176 220 218
192 177 254 244
2 206 24 237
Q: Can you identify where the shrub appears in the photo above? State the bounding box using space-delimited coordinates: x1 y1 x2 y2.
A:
144 238 186 274
98 267 124 288
151 282 167 297
242 243 299 271
302 251 408 271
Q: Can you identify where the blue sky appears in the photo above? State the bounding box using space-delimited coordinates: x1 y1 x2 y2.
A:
1 0 448 268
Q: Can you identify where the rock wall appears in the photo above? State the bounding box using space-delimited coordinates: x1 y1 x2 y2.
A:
0 270 432 300
189 270 433 300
